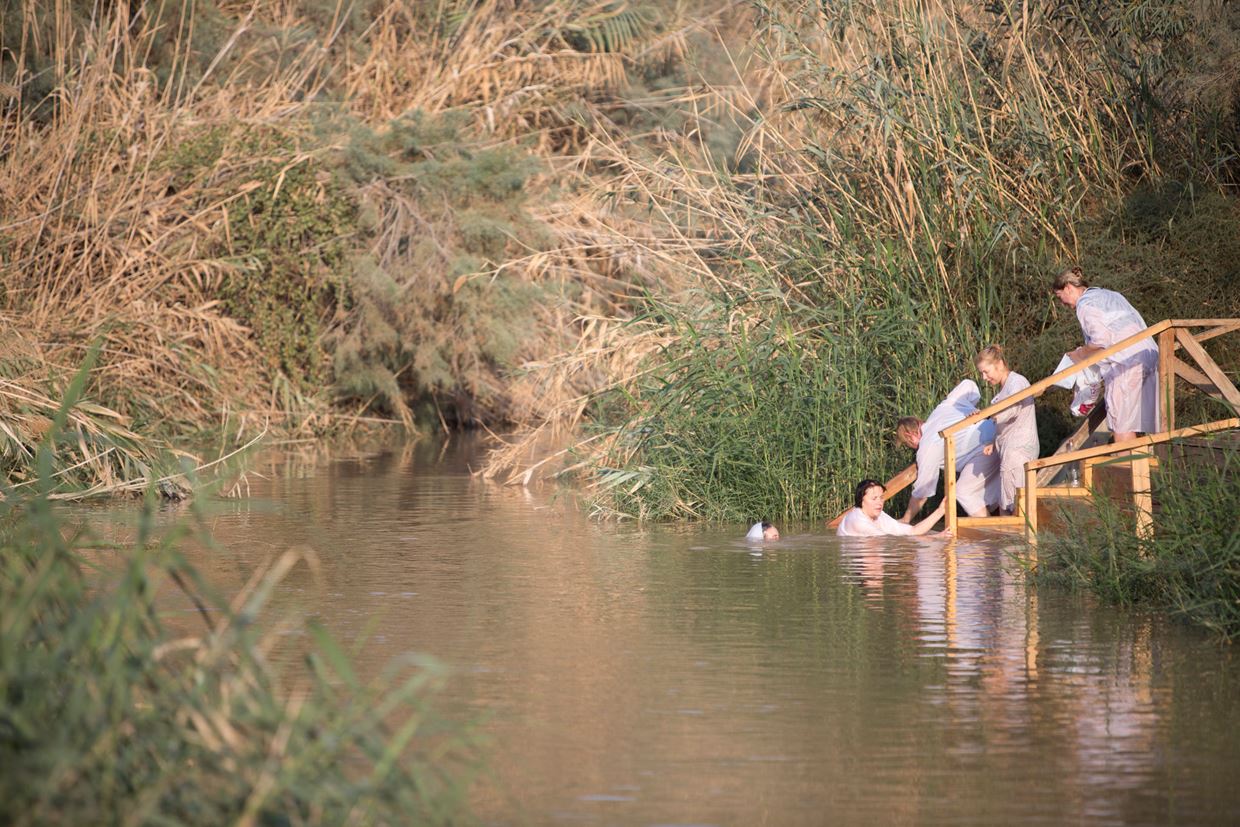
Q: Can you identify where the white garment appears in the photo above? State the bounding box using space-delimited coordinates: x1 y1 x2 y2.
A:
836 507 914 537
746 522 766 540
991 372 1038 454
990 372 1039 513
912 380 1001 517
1052 354 1104 415
1075 287 1159 433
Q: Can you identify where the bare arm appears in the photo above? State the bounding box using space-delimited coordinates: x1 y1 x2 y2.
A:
910 502 947 535
1067 344 1103 361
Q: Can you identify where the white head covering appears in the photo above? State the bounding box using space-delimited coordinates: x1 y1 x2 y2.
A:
746 522 766 540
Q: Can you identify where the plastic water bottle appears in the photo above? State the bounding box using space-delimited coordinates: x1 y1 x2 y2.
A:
1068 464 1081 487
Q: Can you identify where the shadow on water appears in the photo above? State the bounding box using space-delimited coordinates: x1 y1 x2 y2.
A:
78 436 1240 826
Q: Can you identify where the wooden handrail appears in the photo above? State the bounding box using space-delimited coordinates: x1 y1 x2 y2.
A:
941 318 1237 536
940 319 1172 439
1025 417 1239 470
942 318 1237 440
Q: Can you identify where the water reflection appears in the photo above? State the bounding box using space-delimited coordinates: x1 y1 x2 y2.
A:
75 439 1240 825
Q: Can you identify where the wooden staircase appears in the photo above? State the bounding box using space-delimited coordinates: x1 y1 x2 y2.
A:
832 319 1240 547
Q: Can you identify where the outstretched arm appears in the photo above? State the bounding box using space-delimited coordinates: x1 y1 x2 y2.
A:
1068 344 1103 361
910 502 947 535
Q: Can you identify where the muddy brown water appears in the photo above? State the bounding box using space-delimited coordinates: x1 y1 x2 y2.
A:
87 437 1240 825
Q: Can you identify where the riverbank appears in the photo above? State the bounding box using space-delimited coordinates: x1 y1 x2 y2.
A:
3 2 1238 636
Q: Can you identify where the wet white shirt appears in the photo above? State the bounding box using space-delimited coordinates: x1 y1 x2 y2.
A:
1075 288 1157 379
911 380 996 501
836 507 914 537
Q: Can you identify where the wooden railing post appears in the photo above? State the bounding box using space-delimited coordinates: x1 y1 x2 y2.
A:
1024 465 1038 550
1158 328 1176 432
1132 454 1153 540
944 434 958 535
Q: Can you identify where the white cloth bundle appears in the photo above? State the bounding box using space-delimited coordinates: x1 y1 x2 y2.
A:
1052 354 1103 416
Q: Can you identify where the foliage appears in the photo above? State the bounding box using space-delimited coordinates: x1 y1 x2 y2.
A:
2 0 1239 517
592 267 993 521
328 111 552 427
1034 447 1240 641
566 0 1240 520
213 130 355 389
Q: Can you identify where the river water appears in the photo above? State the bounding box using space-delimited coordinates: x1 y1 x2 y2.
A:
133 438 1239 825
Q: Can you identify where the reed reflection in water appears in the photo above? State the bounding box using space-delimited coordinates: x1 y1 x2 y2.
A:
121 438 1239 826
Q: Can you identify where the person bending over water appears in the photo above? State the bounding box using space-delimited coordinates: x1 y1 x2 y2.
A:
976 345 1039 515
746 521 780 541
895 379 1000 522
1052 266 1158 442
837 479 949 537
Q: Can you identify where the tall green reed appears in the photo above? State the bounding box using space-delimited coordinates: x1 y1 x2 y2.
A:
584 0 1240 521
1034 445 1240 641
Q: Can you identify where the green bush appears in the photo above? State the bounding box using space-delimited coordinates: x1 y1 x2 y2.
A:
216 131 355 389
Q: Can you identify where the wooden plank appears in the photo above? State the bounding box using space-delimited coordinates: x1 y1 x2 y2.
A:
1035 487 1093 498
1028 418 1240 470
1173 357 1223 398
958 515 1025 528
826 462 917 528
1192 320 1240 344
1174 328 1240 410
942 320 1172 439
1170 318 1240 327
1132 455 1153 540
1082 457 1095 488
1035 404 1107 486
944 435 957 535
1158 328 1175 432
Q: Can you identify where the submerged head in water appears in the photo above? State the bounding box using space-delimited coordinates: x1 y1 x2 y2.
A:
746 521 780 541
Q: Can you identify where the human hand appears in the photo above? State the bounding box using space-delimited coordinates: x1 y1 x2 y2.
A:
982 443 994 456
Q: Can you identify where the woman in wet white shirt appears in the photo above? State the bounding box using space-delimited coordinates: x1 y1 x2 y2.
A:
1053 266 1158 441
976 345 1039 515
836 479 949 537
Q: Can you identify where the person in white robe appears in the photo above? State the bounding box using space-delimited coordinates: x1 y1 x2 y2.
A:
976 345 1039 515
895 379 1001 521
1052 266 1158 440
837 479 948 537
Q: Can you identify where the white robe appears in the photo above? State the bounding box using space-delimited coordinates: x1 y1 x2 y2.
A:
836 507 914 537
1075 287 1159 434
990 372 1039 512
912 380 1000 517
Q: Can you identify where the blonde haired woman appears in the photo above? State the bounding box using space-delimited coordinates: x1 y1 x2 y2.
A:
975 345 1039 515
1052 267 1158 441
